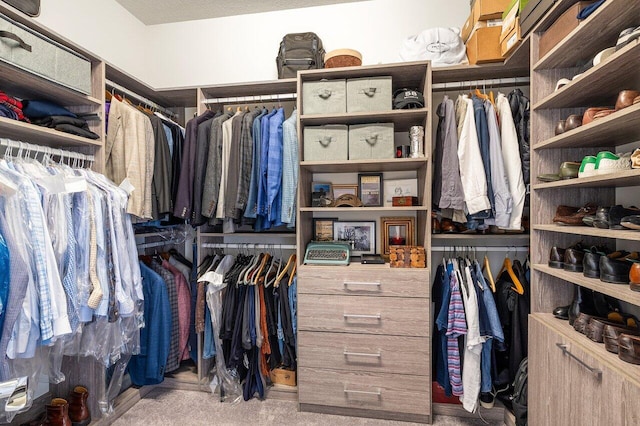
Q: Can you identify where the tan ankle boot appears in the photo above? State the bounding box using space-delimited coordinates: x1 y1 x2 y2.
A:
45 398 71 426
68 386 91 426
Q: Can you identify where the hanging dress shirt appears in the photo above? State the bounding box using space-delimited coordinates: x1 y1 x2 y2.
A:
484 100 512 228
281 110 298 226
267 108 285 227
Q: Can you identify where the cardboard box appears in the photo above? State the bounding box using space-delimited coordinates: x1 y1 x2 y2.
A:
473 0 512 21
520 0 557 36
501 17 522 56
539 1 595 58
501 0 526 40
466 26 505 65
462 17 503 42
270 368 296 386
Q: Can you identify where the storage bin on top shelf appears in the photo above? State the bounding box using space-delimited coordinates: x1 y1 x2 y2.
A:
302 76 393 114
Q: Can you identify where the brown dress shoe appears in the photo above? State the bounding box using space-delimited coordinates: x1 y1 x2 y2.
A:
564 114 583 131
583 107 612 125
554 120 566 135
68 386 91 426
563 246 585 272
573 312 593 334
618 334 640 365
46 398 72 426
554 203 597 226
604 324 640 353
585 317 630 343
593 109 616 120
615 90 640 110
440 218 457 233
552 205 580 223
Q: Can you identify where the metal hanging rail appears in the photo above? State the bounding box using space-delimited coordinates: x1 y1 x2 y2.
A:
0 138 95 163
106 79 178 118
431 246 529 252
201 243 296 250
432 76 530 91
202 93 297 105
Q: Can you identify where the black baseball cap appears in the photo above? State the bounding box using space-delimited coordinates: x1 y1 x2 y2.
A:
393 88 425 109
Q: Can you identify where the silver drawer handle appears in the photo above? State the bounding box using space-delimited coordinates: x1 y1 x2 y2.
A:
343 350 381 358
343 313 381 320
556 343 602 380
344 388 381 396
343 281 381 287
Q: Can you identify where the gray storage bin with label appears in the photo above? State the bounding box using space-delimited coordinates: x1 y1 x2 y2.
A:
302 79 346 114
346 76 392 112
0 14 92 95
304 125 348 161
348 123 395 160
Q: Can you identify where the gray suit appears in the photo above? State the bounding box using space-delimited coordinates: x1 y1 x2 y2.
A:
201 112 232 218
191 116 215 226
147 113 172 217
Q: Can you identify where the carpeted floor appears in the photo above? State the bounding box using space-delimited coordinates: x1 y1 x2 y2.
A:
111 387 503 426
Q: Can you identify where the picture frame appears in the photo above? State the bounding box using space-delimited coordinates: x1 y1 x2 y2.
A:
311 181 333 207
381 216 416 259
333 220 376 257
383 178 418 207
332 184 358 199
358 173 383 207
313 217 337 241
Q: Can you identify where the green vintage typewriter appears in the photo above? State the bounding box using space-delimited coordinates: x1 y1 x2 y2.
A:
303 241 351 266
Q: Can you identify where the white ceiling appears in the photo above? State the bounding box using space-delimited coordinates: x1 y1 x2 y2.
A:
115 0 367 25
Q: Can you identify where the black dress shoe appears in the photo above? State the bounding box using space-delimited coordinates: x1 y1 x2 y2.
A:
609 205 640 229
592 206 611 229
621 215 640 230
582 246 613 278
600 253 636 284
548 246 566 269
553 305 570 320
564 246 585 272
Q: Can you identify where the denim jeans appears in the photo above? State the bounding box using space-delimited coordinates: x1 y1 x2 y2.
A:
481 338 493 392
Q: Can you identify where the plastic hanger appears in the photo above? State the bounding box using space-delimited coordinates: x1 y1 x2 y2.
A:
482 254 496 293
498 252 524 295
275 254 296 287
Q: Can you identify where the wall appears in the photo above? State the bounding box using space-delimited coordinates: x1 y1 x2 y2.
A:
33 0 470 89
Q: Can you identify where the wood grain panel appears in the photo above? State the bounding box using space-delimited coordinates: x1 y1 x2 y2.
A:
297 264 429 297
297 331 429 375
297 294 429 336
533 169 640 190
300 109 428 132
300 157 427 173
298 366 430 416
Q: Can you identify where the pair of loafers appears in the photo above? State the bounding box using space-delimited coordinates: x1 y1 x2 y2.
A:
585 205 640 230
537 161 580 182
552 203 597 226
555 114 582 135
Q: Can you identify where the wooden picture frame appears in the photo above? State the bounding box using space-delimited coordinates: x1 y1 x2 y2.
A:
381 216 416 259
358 173 383 207
313 217 337 241
332 184 358 199
333 220 376 257
311 181 333 207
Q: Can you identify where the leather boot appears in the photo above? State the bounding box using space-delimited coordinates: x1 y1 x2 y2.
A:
68 386 91 426
45 398 71 426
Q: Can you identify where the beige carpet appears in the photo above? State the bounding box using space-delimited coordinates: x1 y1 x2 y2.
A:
111 387 503 426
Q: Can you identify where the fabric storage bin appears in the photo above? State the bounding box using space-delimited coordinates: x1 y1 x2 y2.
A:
346 76 392 112
302 79 346 115
0 14 92 95
348 123 394 160
304 125 348 161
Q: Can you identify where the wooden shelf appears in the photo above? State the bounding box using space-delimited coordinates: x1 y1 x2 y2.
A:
534 264 640 306
533 39 640 110
300 109 428 132
198 232 296 238
504 34 531 69
299 262 428 272
0 116 102 147
200 78 297 99
0 60 101 107
300 206 429 213
534 0 640 70
432 234 530 246
533 103 640 150
533 169 640 190
533 224 640 241
300 157 427 173
432 62 529 84
533 313 640 386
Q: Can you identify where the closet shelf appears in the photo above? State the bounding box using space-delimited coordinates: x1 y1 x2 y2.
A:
299 109 428 132
533 103 640 150
533 39 640 110
0 60 102 107
299 61 429 90
300 157 427 173
299 206 429 213
533 0 639 70
533 264 640 307
300 262 426 273
504 33 531 68
533 224 640 241
431 62 529 84
200 78 297 99
431 234 530 246
0 116 102 148
198 232 296 238
533 169 640 190
532 312 640 384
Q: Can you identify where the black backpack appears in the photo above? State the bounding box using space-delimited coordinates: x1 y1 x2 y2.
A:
511 357 528 426
276 32 325 79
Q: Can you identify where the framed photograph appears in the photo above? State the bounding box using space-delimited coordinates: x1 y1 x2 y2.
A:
313 217 337 241
332 184 358 199
383 178 418 207
311 181 333 207
381 216 416 259
358 173 383 207
333 221 376 257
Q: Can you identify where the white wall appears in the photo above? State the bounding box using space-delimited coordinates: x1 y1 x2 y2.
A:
33 0 470 89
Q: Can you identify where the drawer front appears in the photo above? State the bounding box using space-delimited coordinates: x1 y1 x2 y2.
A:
298 294 429 336
302 79 346 115
346 76 392 113
0 15 91 94
298 366 430 416
298 265 429 297
348 123 395 160
303 125 348 161
298 331 429 375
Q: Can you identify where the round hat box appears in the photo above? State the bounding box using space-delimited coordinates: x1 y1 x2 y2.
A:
324 49 362 68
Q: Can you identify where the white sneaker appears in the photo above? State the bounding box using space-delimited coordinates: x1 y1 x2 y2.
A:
594 151 631 175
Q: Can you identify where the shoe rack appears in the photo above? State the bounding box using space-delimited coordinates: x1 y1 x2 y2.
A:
529 0 640 423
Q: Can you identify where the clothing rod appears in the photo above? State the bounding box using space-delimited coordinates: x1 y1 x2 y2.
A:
202 93 297 105
106 79 177 118
0 138 95 162
201 243 297 250
432 76 530 91
136 240 179 250
431 246 529 252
